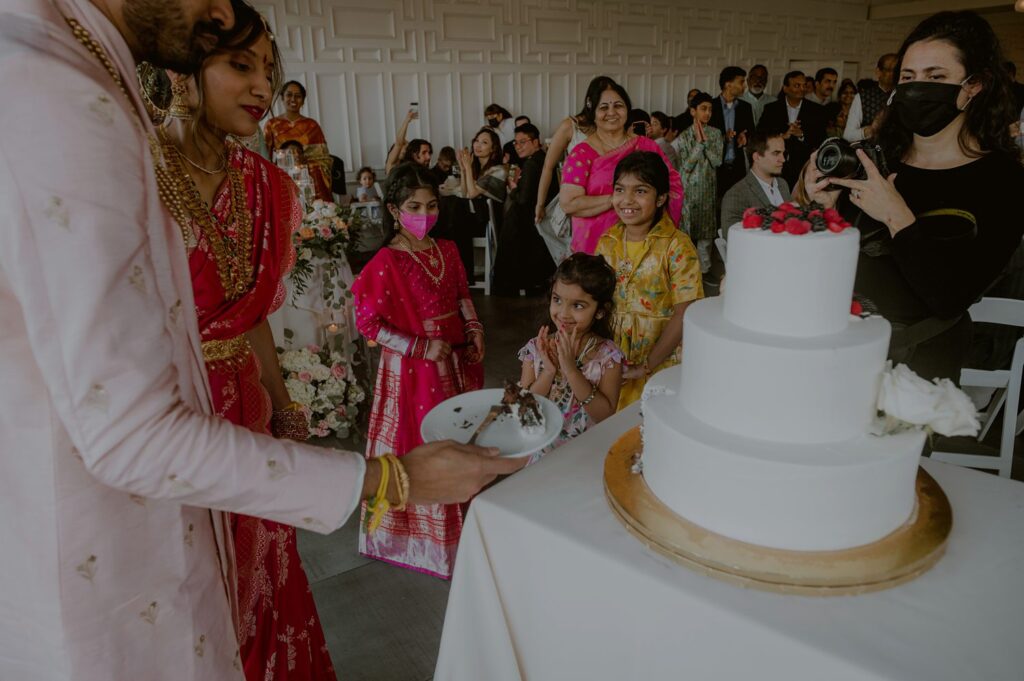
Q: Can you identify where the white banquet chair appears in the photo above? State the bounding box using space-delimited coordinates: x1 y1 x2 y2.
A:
471 199 498 295
931 297 1024 478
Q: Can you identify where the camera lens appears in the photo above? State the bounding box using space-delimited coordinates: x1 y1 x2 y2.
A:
816 138 860 179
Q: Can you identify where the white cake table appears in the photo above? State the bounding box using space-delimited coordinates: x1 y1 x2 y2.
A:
435 404 1024 681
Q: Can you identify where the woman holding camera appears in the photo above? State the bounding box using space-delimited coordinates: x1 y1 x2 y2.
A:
804 10 1024 382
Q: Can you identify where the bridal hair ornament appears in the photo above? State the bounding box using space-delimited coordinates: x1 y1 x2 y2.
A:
167 77 193 120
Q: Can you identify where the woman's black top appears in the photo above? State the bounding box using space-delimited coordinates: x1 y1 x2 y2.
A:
854 151 1024 380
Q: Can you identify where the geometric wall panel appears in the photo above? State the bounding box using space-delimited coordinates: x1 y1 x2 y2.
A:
258 0 1024 177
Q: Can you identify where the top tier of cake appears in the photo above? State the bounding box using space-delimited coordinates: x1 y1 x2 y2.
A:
724 224 859 338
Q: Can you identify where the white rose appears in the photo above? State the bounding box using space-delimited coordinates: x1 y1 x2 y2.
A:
876 363 980 437
311 364 331 382
299 248 312 260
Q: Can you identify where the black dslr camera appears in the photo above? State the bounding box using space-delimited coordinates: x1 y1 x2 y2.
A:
815 137 888 190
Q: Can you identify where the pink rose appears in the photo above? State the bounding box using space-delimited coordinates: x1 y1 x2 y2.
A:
306 344 320 352
298 371 313 383
331 364 347 379
319 225 332 238
314 424 329 437
336 405 348 417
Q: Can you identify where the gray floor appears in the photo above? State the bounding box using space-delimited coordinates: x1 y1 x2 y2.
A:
298 290 1024 680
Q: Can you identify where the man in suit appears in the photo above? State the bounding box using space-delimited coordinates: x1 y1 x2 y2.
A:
758 70 827 187
720 130 792 237
710 66 756 199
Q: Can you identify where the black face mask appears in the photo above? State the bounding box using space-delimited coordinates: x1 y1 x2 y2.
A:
890 80 969 137
486 117 500 127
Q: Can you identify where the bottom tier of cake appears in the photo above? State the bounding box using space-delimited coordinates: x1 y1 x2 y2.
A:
642 368 926 552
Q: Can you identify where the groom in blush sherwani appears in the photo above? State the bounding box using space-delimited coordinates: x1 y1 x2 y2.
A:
0 2 523 680
720 130 792 239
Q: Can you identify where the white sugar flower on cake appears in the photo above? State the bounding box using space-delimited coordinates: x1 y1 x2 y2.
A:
873 362 980 437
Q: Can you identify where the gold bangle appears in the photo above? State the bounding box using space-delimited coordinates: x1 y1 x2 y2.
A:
386 454 410 512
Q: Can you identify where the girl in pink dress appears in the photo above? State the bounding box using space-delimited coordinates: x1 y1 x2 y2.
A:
351 164 485 578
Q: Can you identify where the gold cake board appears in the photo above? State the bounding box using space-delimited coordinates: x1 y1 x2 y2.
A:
604 426 951 596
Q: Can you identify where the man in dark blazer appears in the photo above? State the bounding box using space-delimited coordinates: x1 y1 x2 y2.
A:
720 130 792 238
709 66 756 199
757 70 827 187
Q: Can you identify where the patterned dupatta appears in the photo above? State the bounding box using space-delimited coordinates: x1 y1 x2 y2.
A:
189 144 298 343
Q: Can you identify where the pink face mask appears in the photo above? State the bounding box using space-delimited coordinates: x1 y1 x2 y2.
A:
400 211 439 240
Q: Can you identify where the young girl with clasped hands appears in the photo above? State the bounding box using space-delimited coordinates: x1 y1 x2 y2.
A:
596 151 704 409
351 164 485 579
518 254 624 456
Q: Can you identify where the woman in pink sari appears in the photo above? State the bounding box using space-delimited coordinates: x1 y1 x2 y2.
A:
352 164 485 579
560 80 684 254
152 8 336 680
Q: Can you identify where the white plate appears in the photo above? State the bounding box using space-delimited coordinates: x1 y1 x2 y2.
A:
420 388 562 458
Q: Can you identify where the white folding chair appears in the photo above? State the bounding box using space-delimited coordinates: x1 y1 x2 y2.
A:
470 199 498 295
931 297 1024 478
715 228 727 265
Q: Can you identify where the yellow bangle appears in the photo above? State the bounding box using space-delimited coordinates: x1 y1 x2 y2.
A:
365 456 392 534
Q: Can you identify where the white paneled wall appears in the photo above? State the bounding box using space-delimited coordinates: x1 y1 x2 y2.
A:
254 0 1024 176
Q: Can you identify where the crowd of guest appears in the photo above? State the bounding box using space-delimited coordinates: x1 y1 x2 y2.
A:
340 12 1024 596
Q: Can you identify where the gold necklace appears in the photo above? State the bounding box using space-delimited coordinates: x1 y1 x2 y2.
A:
64 17 132 107
178 148 227 175
397 235 445 285
154 131 255 299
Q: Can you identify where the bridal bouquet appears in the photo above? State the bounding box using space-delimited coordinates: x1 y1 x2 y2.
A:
290 200 364 296
279 344 366 440
741 202 851 235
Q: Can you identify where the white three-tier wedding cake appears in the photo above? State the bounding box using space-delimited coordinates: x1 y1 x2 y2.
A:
641 223 927 552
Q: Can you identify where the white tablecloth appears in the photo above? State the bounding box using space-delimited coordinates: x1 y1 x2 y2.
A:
435 404 1024 681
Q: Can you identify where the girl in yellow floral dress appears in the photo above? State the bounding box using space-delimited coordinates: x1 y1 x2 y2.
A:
596 151 704 408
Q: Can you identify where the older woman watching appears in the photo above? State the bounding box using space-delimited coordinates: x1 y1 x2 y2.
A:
264 80 333 201
826 79 858 138
559 80 684 254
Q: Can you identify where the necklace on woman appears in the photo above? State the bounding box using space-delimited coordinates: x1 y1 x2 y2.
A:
397 235 445 285
154 129 255 300
178 148 226 175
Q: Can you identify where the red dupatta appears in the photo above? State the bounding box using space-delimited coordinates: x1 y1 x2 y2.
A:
191 144 298 342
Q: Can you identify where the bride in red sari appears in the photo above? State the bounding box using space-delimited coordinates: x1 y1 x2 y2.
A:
149 8 335 681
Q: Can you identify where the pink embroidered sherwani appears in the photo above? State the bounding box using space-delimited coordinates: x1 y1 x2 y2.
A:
0 3 364 680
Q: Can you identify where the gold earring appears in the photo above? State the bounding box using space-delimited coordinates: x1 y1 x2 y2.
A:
167 79 193 120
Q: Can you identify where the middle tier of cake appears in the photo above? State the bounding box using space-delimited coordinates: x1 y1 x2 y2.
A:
680 298 890 445
643 367 926 552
